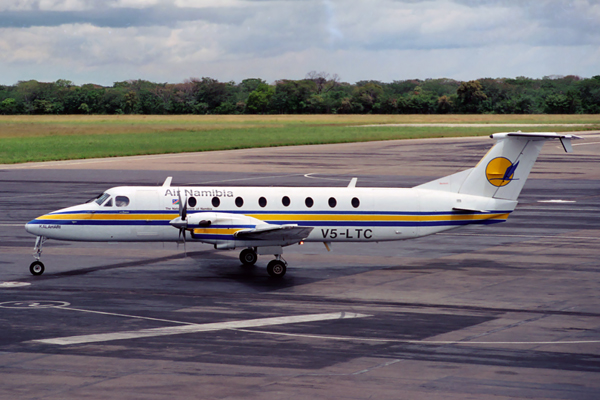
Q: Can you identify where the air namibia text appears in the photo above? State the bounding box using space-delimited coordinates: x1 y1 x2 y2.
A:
164 189 234 197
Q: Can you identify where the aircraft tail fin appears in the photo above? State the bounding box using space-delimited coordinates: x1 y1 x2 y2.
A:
416 132 580 201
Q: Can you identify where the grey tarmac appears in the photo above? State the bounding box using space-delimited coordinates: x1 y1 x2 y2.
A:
1 132 600 399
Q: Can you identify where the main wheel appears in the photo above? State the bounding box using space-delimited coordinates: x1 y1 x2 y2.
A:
239 249 258 266
267 260 286 278
29 261 45 276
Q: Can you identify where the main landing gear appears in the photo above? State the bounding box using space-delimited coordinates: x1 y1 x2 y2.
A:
239 248 258 266
238 247 287 278
29 236 47 276
267 257 286 278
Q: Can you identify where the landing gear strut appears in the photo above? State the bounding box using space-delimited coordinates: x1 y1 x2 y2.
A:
30 236 47 276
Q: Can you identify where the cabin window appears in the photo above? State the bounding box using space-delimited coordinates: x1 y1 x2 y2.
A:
103 198 113 207
212 197 220 207
94 193 110 205
305 197 314 208
282 196 290 207
235 197 244 207
351 197 360 208
116 196 130 207
258 197 267 208
328 197 337 208
188 197 197 207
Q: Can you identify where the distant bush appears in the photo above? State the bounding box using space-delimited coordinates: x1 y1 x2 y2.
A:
1 75 598 115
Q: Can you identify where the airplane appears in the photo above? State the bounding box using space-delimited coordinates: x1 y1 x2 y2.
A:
24 132 580 278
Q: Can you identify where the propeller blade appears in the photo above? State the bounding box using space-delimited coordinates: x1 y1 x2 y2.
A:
178 189 183 216
178 188 188 221
175 188 188 257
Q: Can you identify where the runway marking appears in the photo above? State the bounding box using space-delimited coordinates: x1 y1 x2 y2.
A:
303 173 352 182
0 282 31 288
0 300 68 308
31 312 370 346
439 233 600 240
522 207 599 211
235 328 600 345
191 173 304 185
60 306 198 325
573 141 600 146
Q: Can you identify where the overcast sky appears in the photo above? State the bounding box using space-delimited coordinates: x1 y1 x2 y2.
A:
0 0 598 86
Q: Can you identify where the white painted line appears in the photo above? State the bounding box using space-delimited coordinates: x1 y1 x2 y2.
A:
573 141 600 146
61 307 197 325
196 173 304 185
235 328 600 345
0 300 68 308
538 200 576 203
32 312 370 345
0 282 31 288
520 207 598 211
0 223 26 227
303 173 350 182
438 233 600 240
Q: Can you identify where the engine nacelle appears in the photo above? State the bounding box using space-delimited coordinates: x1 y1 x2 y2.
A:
186 212 265 228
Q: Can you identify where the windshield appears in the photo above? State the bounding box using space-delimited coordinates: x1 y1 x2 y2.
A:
94 193 111 205
86 193 104 204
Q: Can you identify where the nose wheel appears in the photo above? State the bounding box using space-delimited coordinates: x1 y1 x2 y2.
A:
30 261 45 276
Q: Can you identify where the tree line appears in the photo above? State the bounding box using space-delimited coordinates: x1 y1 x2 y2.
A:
1 72 599 115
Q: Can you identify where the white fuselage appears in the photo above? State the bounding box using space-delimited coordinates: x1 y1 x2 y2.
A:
25 185 515 249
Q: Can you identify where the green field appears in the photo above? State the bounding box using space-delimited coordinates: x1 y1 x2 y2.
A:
1 115 598 164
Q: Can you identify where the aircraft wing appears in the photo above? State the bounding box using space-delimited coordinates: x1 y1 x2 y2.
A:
234 224 314 241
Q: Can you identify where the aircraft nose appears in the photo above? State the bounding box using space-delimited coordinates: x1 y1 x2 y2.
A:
25 216 45 236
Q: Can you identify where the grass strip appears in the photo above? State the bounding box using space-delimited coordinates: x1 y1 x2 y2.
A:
1 124 595 164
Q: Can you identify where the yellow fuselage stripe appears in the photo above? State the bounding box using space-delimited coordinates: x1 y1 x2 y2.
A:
192 228 244 235
40 213 509 222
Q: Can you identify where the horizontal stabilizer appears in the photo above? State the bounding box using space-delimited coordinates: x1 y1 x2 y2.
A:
491 132 581 154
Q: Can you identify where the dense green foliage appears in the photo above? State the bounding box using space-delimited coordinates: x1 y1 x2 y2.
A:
1 74 599 115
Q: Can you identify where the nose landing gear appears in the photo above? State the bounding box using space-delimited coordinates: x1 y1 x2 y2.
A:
30 236 47 276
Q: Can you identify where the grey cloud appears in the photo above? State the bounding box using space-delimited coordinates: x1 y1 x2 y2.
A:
0 6 249 28
215 2 334 57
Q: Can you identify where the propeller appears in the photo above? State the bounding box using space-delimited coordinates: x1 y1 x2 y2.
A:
169 189 188 256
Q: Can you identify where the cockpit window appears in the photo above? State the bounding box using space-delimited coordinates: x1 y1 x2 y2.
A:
116 196 130 207
94 193 110 205
103 198 113 207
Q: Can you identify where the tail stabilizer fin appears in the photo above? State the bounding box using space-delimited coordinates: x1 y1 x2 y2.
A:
416 132 580 201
